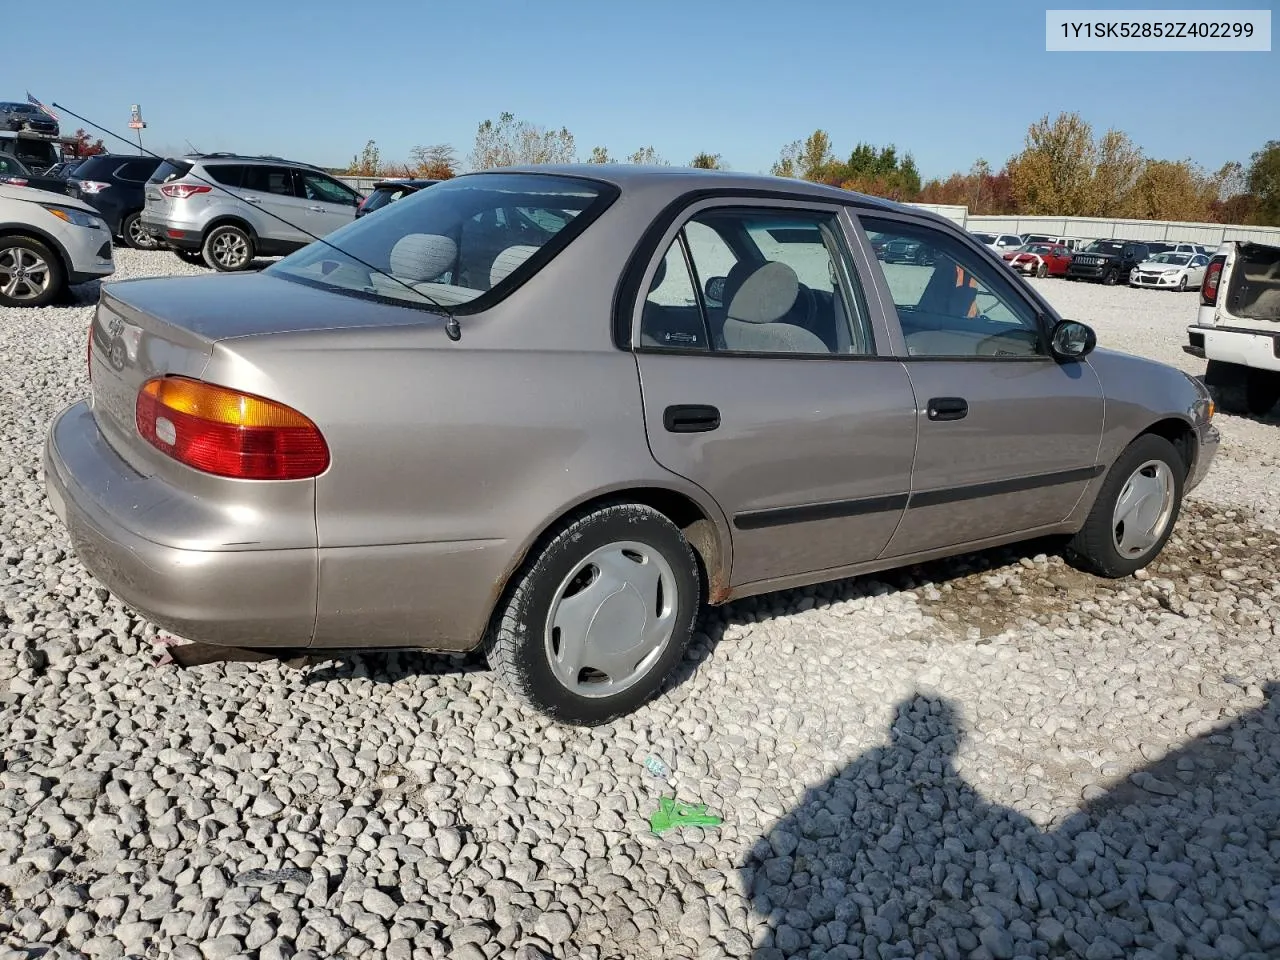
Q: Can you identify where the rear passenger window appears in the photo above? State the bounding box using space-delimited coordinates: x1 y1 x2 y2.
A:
639 207 874 356
243 166 296 196
207 165 245 187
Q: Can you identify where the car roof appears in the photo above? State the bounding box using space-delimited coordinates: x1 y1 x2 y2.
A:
457 163 924 218
373 178 439 188
185 153 325 170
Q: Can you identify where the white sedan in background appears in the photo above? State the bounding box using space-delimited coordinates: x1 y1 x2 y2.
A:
969 231 1025 255
1129 252 1210 292
0 183 115 307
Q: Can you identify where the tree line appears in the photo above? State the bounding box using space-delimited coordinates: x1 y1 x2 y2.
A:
343 111 1279 227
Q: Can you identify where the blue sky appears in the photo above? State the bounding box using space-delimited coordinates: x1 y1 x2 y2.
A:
14 0 1275 178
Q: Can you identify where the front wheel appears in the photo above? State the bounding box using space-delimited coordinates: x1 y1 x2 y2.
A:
484 503 701 726
0 236 65 308
1103 269 1118 286
202 224 255 271
1177 275 1188 292
1065 434 1184 578
1036 263 1047 278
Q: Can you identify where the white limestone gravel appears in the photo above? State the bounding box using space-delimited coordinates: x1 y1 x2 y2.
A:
1 254 1279 960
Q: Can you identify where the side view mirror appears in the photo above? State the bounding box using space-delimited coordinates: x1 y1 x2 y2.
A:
704 276 726 304
1050 319 1096 361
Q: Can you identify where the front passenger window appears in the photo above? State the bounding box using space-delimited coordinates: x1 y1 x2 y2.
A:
862 217 1045 359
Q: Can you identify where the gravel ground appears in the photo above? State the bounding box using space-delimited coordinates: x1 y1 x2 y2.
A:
2 254 1279 960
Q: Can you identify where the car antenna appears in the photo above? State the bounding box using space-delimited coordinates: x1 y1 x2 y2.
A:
50 101 463 342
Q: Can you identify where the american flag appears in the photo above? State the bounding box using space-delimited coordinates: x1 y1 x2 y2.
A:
26 92 58 120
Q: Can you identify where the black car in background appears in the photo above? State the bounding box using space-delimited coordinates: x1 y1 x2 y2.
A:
65 154 164 249
1066 239 1151 285
0 152 70 195
355 178 439 217
0 102 59 136
44 159 84 180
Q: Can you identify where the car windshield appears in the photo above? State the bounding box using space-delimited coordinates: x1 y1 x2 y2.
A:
1084 240 1125 255
1024 244 1053 254
267 172 615 311
1151 253 1191 265
972 233 996 243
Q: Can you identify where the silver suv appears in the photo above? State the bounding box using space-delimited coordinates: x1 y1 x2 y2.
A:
141 153 363 271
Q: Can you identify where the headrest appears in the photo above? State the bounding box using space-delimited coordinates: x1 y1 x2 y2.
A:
490 245 540 288
389 234 456 283
726 261 800 324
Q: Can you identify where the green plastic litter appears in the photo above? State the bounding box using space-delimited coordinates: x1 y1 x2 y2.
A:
649 795 723 835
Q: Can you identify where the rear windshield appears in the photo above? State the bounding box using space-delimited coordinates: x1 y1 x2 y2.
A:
360 185 413 214
149 159 195 184
267 172 617 313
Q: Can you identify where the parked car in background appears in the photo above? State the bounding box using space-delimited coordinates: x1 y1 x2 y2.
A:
1066 239 1151 285
1185 240 1280 416
0 152 70 195
0 131 62 172
0 182 114 307
44 159 84 180
65 154 165 250
143 153 363 271
356 178 439 218
1130 252 1210 292
970 231 1024 254
1003 242 1073 278
0 102 58 137
43 166 1219 725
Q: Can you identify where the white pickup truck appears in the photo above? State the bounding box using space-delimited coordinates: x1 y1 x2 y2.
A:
1184 240 1280 417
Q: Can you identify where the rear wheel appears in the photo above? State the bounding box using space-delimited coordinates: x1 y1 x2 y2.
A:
175 250 205 266
121 212 158 250
484 503 701 726
202 224 254 271
1065 433 1184 578
0 236 65 308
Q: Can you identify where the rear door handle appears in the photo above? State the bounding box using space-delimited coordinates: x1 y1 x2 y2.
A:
926 397 968 421
244 196 262 204
664 404 720 433
307 205 324 212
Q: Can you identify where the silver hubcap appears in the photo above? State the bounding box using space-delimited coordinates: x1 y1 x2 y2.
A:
211 232 249 268
544 541 678 698
1111 459 1175 558
0 246 51 300
129 218 151 247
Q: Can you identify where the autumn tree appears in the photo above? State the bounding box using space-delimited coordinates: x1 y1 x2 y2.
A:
690 152 724 169
410 143 457 179
1088 130 1144 215
627 145 667 165
347 139 382 176
65 129 106 158
771 130 832 180
587 146 613 164
1008 112 1096 215
1120 160 1219 222
1247 140 1280 225
469 112 576 169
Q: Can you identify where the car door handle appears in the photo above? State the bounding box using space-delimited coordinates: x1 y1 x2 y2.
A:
307 205 324 212
926 397 968 421
664 404 720 433
244 196 262 204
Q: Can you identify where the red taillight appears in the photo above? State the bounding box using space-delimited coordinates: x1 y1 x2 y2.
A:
75 180 112 195
1201 259 1224 306
5 178 29 187
158 183 212 199
135 377 329 480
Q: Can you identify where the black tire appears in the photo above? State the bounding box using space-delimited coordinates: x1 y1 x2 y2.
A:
1245 370 1280 417
1205 359 1250 415
1065 434 1185 579
175 250 205 266
1036 263 1047 278
121 211 157 250
202 224 255 272
1103 269 1118 286
0 235 66 308
484 503 701 726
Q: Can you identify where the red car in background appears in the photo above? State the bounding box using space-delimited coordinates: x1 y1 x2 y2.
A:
1003 242 1073 278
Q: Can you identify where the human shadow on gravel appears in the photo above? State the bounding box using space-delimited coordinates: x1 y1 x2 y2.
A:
741 687 1280 959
